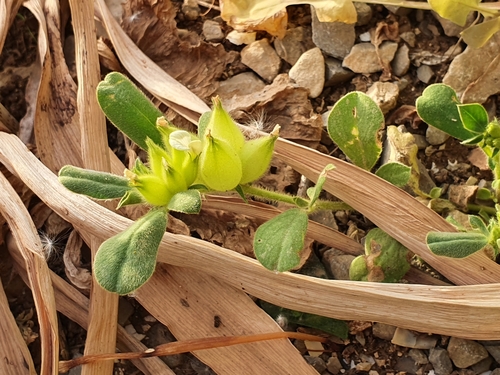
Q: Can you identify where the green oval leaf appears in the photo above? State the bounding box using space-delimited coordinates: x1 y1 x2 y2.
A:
426 231 489 258
59 165 130 199
167 190 202 214
260 301 349 339
307 164 335 208
97 72 163 150
375 162 411 188
457 103 489 133
416 84 476 141
254 208 308 272
327 92 384 170
94 208 168 294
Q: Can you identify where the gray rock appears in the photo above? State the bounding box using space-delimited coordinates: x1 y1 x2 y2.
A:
215 72 266 100
181 0 200 20
400 31 416 47
426 125 450 145
274 27 314 65
145 324 186 368
372 322 396 341
443 32 500 102
417 65 434 83
241 39 281 82
492 368 500 375
311 8 355 59
322 248 355 280
343 42 398 74
304 356 327 373
395 356 419 374
429 348 453 375
202 20 224 42
484 344 500 362
409 348 429 365
447 337 489 368
289 47 325 98
325 57 355 87
470 356 493 374
412 134 429 150
392 328 438 349
327 354 343 374
309 210 338 230
392 44 410 76
354 3 372 26
433 11 475 37
366 82 399 114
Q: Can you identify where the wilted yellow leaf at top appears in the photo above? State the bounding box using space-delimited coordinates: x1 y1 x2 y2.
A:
220 0 357 38
428 0 481 26
461 16 500 48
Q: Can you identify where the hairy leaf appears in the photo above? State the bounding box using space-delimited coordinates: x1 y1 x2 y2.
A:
427 231 489 258
59 165 130 199
94 208 168 294
167 190 202 214
375 162 411 188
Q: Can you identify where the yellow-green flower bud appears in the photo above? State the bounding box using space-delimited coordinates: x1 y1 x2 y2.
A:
145 138 170 181
203 97 245 152
239 125 279 184
199 132 242 191
487 122 500 139
132 174 174 206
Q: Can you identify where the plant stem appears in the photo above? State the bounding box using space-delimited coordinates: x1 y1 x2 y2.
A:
240 185 351 212
467 203 497 216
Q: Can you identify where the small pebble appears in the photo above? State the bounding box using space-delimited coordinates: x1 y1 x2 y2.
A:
241 39 281 82
289 47 325 98
202 20 224 42
417 65 434 83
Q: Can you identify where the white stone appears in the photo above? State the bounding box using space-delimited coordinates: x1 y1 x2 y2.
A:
289 47 325 98
391 44 410 76
417 65 434 83
366 82 399 114
426 125 450 145
241 39 281 82
226 30 256 45
202 20 224 42
215 72 266 100
343 42 398 74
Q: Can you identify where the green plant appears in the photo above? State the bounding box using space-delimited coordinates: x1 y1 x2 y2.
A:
59 72 351 294
416 83 500 259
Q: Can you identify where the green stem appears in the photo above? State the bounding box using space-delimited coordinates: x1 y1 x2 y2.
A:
240 185 351 212
467 203 497 216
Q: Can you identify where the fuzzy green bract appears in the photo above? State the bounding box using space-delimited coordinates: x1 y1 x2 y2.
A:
94 208 168 295
254 208 309 272
416 84 477 141
327 92 384 171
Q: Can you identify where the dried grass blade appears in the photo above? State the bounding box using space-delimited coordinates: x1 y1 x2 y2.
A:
94 0 210 123
68 0 118 372
8 238 175 375
0 170 59 374
1 133 500 339
273 140 500 285
0 0 24 52
0 276 36 374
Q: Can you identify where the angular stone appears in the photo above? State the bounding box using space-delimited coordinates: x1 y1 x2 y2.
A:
226 30 256 45
372 323 396 340
447 337 489 368
241 39 281 82
429 348 453 375
327 354 343 374
484 344 500 363
426 125 450 145
343 42 398 74
409 348 429 365
322 248 355 280
325 57 354 87
202 20 224 42
311 8 355 59
443 32 500 101
392 44 410 76
366 82 399 114
417 65 434 84
289 47 325 98
274 27 314 65
215 72 266 100
355 3 372 26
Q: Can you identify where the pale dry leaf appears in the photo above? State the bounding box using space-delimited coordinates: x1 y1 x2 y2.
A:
0 0 24 52
220 0 357 38
121 0 232 99
97 37 122 72
63 230 92 290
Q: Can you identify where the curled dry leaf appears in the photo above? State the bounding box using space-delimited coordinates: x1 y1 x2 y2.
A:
220 0 357 37
121 0 232 100
221 74 323 148
63 230 92 290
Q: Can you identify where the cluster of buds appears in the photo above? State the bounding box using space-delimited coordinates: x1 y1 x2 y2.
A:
125 97 280 206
